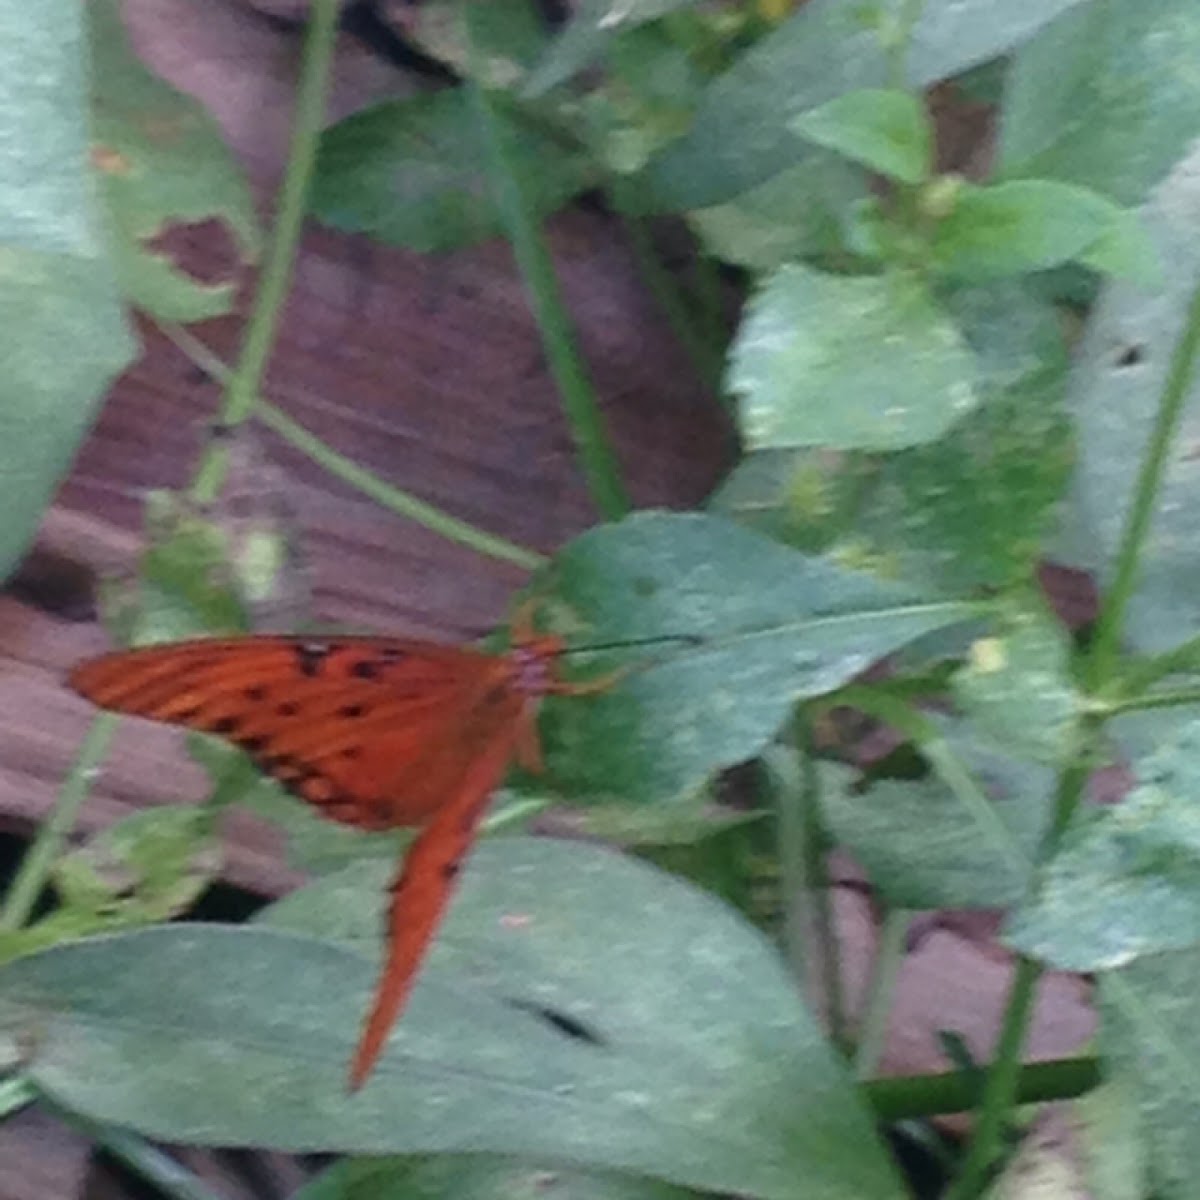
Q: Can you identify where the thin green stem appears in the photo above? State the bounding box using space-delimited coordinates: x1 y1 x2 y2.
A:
1118 631 1200 696
865 1054 1099 1123
1087 272 1200 690
189 0 339 506
793 715 849 1049
612 190 725 396
830 686 1027 881
767 744 810 993
886 0 927 89
39 1095 224 1200
163 323 545 571
464 15 630 521
0 716 119 932
944 752 1094 1198
854 907 911 1080
1109 686 1200 714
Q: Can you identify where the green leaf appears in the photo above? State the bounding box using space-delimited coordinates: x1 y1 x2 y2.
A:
87 0 259 321
2 840 904 1199
1007 720 1200 971
688 153 867 270
524 0 705 96
0 3 135 580
1066 143 1200 654
298 1156 696 1200
728 266 979 453
820 731 1052 909
310 89 588 252
952 609 1079 764
792 89 931 185
929 180 1129 282
405 0 550 89
641 0 1089 210
848 281 1071 591
101 492 252 646
1072 1078 1146 1200
530 512 979 803
1099 948 1200 1199
1000 0 1200 208
52 805 220 921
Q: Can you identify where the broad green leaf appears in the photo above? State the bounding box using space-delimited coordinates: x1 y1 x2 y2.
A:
688 153 867 270
820 732 1052 909
1000 0 1200 208
1100 948 1200 1199
929 180 1131 282
0 3 135 580
530 512 979 803
1007 720 1200 971
792 89 931 185
952 609 1079 764
87 0 258 320
1065 142 1200 654
641 0 1089 210
728 266 978 452
848 281 1071 591
2 840 904 1200
1073 1078 1146 1200
405 0 550 88
310 89 588 252
524 0 705 96
298 1156 696 1200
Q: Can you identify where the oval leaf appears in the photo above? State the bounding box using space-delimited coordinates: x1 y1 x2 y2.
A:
1 839 904 1200
728 266 979 453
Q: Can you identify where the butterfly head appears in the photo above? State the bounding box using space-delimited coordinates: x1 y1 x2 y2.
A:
508 632 567 696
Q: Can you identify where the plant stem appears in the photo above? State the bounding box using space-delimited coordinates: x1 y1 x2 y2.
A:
767 743 810 993
40 1095 224 1200
1087 272 1200 690
189 0 339 506
943 752 1093 1198
854 907 911 1079
865 1054 1099 1123
464 16 630 521
0 716 119 932
163 323 546 571
1109 686 1200 713
886 0 927 89
613 193 726 396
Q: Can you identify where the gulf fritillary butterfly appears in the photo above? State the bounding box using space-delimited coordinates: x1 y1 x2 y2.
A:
69 603 615 1090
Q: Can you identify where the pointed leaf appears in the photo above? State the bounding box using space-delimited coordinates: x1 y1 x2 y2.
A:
0 840 904 1200
533 512 979 803
792 89 931 185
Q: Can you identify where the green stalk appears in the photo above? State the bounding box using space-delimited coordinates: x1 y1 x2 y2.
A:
163 323 545 571
0 716 119 932
1087 273 1200 690
1109 686 1200 714
944 753 1093 1198
854 907 911 1080
464 13 630 520
189 0 339 506
865 1054 1099 1123
39 1095 224 1200
613 192 725 396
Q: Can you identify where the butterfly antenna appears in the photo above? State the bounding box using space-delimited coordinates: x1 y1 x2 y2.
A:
558 632 702 657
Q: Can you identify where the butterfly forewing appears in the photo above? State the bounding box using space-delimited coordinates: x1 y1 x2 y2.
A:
69 636 507 828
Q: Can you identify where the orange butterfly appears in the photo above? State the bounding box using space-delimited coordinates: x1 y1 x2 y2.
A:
69 604 614 1090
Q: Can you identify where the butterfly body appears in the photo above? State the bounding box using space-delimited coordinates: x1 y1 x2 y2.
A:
68 616 600 1090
